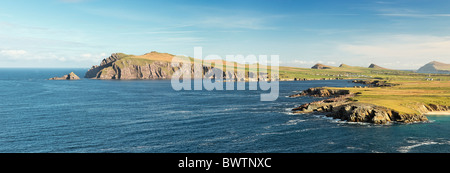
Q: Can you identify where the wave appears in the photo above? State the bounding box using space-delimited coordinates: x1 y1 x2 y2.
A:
264 118 306 129
283 119 307 126
397 139 450 153
259 128 318 136
397 140 438 153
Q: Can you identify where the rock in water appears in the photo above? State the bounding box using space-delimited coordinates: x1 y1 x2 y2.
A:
49 72 80 80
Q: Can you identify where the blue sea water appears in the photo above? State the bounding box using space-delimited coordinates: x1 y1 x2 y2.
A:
0 68 449 153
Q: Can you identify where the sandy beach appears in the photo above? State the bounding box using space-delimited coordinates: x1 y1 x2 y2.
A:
424 111 450 115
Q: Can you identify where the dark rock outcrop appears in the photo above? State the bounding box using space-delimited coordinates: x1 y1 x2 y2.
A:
84 53 121 79
291 87 430 124
49 72 80 80
352 80 398 87
289 87 350 98
326 103 428 124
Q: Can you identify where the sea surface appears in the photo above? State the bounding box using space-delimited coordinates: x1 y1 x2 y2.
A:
0 68 449 153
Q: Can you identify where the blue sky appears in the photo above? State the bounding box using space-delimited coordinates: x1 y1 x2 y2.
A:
1 0 450 69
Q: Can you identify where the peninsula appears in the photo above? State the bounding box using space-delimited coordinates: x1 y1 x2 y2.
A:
84 51 269 81
84 52 450 124
289 62 450 124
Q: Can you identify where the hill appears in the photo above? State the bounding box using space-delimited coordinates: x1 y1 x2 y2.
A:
339 64 351 68
368 63 388 70
417 61 450 74
311 63 333 69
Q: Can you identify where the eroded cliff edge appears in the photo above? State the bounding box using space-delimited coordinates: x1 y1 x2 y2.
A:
290 86 449 124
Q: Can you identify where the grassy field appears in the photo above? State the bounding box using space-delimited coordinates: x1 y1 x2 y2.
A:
279 65 450 81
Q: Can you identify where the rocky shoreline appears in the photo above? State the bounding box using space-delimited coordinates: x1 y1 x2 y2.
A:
290 82 448 124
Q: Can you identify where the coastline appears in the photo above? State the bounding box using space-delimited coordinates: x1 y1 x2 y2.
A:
289 80 450 124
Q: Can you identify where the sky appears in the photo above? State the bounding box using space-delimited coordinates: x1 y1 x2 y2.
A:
1 0 450 69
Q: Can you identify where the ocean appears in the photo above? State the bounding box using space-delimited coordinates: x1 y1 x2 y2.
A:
0 68 449 153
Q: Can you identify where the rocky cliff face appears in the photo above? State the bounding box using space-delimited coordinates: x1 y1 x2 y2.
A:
85 53 269 81
290 87 434 124
289 87 350 98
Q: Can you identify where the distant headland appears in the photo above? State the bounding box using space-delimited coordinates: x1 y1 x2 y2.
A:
83 51 450 81
76 51 450 124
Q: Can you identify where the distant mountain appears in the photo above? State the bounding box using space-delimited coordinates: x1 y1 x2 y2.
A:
311 63 333 69
368 63 388 70
417 61 450 74
339 64 351 68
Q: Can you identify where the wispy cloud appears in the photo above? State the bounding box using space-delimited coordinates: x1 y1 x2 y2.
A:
372 3 450 18
195 15 280 30
174 4 285 30
375 1 396 5
58 0 90 3
120 31 197 35
378 13 450 17
0 49 105 65
0 49 27 58
338 34 450 68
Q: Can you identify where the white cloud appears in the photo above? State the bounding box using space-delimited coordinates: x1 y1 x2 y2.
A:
378 13 450 17
76 52 107 62
197 16 277 30
338 34 450 69
0 49 27 58
286 60 336 68
0 49 106 67
58 0 89 3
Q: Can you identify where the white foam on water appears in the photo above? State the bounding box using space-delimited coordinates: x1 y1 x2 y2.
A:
397 140 439 153
258 128 318 136
223 107 240 111
346 146 364 151
282 119 307 126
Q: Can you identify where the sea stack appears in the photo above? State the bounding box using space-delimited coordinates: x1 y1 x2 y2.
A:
49 72 80 80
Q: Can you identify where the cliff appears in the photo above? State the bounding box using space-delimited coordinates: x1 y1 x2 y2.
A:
85 52 269 81
417 61 450 74
290 86 449 124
